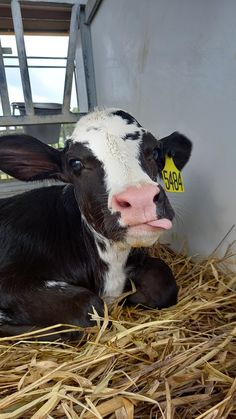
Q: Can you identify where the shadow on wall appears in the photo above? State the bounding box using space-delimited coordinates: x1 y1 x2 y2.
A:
162 169 235 259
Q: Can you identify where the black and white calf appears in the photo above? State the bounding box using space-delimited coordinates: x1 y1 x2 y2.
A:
0 109 192 339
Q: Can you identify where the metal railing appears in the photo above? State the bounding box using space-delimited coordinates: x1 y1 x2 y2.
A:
3 55 68 69
0 0 102 192
0 0 100 127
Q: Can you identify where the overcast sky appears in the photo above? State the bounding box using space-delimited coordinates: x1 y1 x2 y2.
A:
1 34 77 114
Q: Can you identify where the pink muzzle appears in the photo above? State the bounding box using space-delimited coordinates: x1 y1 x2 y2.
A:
111 184 173 230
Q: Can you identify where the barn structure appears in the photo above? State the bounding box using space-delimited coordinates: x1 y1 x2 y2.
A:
0 0 97 193
0 2 236 417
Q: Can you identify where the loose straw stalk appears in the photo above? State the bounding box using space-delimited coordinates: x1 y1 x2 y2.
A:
0 244 235 418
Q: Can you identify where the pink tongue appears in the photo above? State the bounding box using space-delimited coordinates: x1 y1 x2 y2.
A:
147 218 172 230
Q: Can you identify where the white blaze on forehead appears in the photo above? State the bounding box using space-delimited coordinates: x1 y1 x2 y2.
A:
73 108 138 138
72 109 157 200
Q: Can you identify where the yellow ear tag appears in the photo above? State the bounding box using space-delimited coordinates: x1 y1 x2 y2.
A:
162 155 185 193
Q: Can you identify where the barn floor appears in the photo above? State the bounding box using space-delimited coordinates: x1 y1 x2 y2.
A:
0 244 235 418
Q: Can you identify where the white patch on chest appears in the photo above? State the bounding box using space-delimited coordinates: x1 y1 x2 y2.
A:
96 240 130 300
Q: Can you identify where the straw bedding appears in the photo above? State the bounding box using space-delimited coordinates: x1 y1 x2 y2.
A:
0 244 235 418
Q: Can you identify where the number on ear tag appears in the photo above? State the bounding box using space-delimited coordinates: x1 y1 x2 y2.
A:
162 155 185 193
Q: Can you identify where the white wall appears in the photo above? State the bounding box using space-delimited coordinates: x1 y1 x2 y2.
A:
91 0 236 257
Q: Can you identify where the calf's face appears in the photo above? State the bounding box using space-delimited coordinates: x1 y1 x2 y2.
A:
0 109 192 247
64 109 191 247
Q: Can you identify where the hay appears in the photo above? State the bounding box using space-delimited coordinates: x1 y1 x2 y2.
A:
0 244 235 418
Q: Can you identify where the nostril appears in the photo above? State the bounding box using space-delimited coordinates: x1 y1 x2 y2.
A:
153 193 160 203
153 187 164 204
116 199 131 209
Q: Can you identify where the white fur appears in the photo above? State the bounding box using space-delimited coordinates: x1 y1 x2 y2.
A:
97 240 130 299
45 281 68 289
72 109 158 206
125 227 161 248
82 213 129 299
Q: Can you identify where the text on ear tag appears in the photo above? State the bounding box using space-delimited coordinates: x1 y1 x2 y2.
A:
162 155 185 193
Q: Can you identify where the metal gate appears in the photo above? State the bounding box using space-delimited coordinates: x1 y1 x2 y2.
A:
0 0 102 195
0 0 101 128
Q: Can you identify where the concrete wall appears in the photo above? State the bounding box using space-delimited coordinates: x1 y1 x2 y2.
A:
91 0 236 257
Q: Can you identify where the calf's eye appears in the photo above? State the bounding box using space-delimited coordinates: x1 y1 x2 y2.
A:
69 159 83 173
153 147 161 161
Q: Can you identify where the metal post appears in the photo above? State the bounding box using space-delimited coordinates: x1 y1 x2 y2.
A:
74 30 88 112
62 3 80 112
11 0 34 115
85 0 103 24
0 40 11 116
79 7 97 110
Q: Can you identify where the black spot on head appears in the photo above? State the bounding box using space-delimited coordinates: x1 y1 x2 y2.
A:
123 131 140 141
66 142 95 163
111 110 142 127
64 139 72 152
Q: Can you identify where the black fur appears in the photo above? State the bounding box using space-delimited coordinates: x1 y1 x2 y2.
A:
111 110 142 127
0 112 192 340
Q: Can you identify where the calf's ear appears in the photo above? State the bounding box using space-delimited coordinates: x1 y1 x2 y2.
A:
155 132 192 172
0 134 67 182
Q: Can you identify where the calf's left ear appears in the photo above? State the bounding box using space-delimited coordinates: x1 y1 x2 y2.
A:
0 134 67 182
155 132 192 172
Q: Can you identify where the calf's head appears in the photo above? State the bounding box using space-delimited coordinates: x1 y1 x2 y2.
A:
0 109 192 247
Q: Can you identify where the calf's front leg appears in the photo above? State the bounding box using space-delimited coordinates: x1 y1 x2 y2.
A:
125 253 178 309
0 284 104 340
